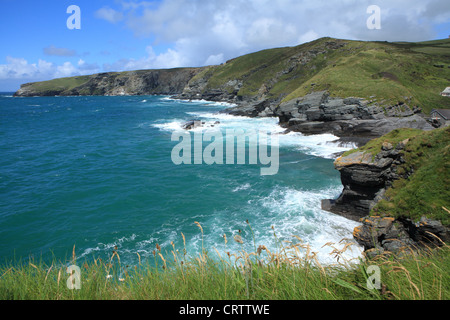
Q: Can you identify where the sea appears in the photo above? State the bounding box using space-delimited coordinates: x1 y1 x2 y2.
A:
0 93 363 266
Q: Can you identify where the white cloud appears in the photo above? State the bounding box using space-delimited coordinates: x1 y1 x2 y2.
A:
78 59 100 72
0 57 38 79
2 0 450 91
108 0 449 70
95 7 124 24
204 53 224 66
298 30 320 44
0 57 98 86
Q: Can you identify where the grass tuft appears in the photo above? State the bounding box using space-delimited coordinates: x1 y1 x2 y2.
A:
1 222 448 300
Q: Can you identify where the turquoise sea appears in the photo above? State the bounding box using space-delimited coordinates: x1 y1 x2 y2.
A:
0 93 362 266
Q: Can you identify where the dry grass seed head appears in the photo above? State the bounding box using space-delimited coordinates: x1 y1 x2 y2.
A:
181 232 186 248
194 221 203 234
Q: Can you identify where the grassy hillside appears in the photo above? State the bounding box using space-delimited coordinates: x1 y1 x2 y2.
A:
25 75 92 94
198 37 450 113
16 37 450 112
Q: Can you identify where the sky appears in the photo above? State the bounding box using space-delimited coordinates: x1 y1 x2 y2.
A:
0 0 449 91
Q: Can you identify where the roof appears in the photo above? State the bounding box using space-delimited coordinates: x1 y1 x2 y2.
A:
431 109 450 120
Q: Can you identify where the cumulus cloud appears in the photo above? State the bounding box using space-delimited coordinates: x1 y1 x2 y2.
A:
0 57 98 86
3 0 449 90
108 0 449 70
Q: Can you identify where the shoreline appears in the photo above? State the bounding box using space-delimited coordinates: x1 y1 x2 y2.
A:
5 93 448 262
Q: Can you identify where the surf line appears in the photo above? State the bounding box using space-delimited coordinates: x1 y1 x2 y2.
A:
170 124 279 176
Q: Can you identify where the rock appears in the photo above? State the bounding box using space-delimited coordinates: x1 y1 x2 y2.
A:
325 144 408 221
352 216 449 256
221 99 273 117
259 90 433 146
381 141 393 151
413 217 449 245
288 117 307 126
182 120 203 130
15 68 204 97
353 216 396 250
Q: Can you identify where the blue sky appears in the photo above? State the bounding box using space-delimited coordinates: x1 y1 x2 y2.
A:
0 0 449 91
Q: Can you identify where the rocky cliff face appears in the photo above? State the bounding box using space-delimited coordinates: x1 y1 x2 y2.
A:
14 68 204 97
222 90 433 146
353 216 449 258
322 127 450 257
322 139 411 221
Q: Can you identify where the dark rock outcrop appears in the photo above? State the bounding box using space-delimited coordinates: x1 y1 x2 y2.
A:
322 139 410 221
182 120 221 130
218 90 433 147
14 68 204 97
353 216 449 257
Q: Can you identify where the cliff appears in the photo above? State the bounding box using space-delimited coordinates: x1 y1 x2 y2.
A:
322 126 450 256
179 38 450 113
14 67 205 97
14 37 450 141
180 37 448 143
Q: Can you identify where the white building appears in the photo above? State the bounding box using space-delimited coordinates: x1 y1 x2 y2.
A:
441 87 450 97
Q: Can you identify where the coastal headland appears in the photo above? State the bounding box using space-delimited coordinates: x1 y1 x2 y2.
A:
14 37 450 256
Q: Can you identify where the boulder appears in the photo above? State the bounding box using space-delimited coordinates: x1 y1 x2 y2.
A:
182 120 203 130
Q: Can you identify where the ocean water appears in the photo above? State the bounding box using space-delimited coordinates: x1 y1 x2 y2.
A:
0 94 362 266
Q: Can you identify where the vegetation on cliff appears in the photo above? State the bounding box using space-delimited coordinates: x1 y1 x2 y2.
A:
15 37 450 114
181 37 450 113
341 126 450 225
14 68 203 97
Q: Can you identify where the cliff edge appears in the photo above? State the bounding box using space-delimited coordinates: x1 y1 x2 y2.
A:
323 126 450 256
14 68 205 97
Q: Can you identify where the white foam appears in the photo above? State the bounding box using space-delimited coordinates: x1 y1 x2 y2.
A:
160 96 237 108
78 234 138 260
152 119 186 132
232 183 251 192
247 186 363 265
279 131 353 159
155 109 354 159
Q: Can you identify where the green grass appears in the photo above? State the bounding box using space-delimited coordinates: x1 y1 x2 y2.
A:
341 128 424 159
1 223 449 300
192 37 450 113
282 40 450 113
372 126 450 224
340 127 450 225
30 75 91 94
19 38 450 113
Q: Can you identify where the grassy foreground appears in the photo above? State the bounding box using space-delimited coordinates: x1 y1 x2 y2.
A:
1 225 448 300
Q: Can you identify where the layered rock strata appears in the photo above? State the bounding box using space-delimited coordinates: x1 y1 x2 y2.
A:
322 139 410 221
